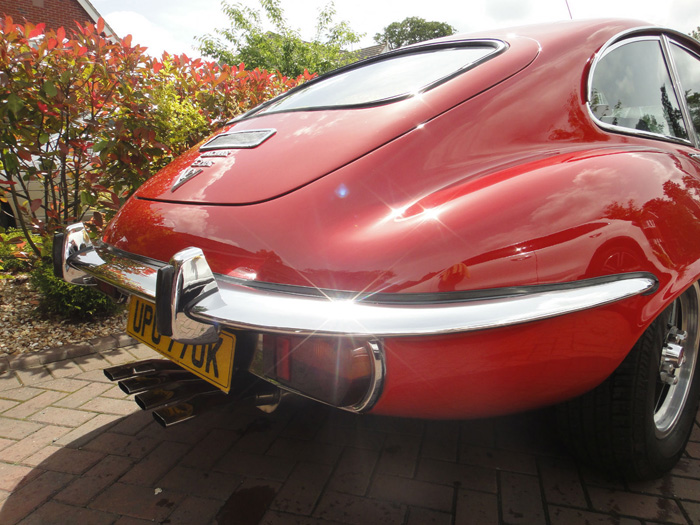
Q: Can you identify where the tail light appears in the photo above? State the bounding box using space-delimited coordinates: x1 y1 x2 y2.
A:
260 334 381 408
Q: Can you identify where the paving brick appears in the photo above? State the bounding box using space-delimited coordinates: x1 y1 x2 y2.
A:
52 413 121 448
0 417 41 440
216 449 295 482
158 465 242 500
80 396 139 416
271 461 333 515
316 420 385 450
421 420 460 462
19 499 117 525
213 479 280 525
30 377 90 393
416 457 497 493
681 501 700 525
459 445 538 475
166 495 223 525
500 471 546 525
82 431 160 459
0 398 19 412
24 445 104 474
120 440 190 486
125 344 160 361
101 349 138 366
687 441 700 459
375 431 422 478
370 474 454 512
407 506 452 525
267 436 342 466
113 517 154 525
139 417 211 445
327 445 379 496
281 402 328 440
70 369 115 383
455 489 499 525
52 382 113 409
0 372 22 391
55 454 134 506
0 470 75 525
261 510 342 524
538 457 588 507
460 419 496 448
72 353 110 372
587 486 686 523
314 490 406 525
14 367 52 385
29 406 96 427
0 386 44 401
179 428 237 470
548 505 642 525
2 425 71 463
0 437 15 452
101 384 130 399
672 457 700 478
3 390 68 419
363 414 424 436
0 462 42 491
89 482 184 521
45 359 83 379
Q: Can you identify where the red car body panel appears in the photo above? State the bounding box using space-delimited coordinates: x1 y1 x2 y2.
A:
97 19 700 418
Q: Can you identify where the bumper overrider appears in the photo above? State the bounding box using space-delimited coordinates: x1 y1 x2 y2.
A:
54 223 658 421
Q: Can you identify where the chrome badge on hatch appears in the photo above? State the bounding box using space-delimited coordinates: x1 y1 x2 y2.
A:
171 167 203 192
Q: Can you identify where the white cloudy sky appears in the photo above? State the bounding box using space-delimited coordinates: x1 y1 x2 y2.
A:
91 0 700 58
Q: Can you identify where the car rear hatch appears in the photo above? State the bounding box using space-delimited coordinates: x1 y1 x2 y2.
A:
134 37 540 205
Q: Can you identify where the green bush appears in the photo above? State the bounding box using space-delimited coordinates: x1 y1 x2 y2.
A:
30 261 122 320
0 229 42 273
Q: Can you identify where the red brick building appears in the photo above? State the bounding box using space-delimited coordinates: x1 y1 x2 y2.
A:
0 0 116 37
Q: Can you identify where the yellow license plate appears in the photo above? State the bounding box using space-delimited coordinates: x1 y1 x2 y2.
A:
126 296 235 392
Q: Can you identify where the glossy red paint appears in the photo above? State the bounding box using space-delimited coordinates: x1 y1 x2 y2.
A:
373 298 647 419
100 19 700 417
133 36 540 205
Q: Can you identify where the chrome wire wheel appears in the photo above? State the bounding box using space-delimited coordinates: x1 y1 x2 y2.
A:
654 282 700 438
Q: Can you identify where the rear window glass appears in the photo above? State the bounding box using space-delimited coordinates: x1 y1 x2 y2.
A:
590 38 688 140
259 44 501 113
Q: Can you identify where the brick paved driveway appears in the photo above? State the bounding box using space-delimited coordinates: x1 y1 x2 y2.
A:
0 341 699 524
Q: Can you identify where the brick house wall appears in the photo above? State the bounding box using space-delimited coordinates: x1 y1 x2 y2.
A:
0 0 109 33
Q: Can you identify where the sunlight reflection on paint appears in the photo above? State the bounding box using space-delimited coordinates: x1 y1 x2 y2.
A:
336 183 349 198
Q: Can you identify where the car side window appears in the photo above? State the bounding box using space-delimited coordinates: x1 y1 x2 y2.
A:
590 39 689 140
670 43 700 138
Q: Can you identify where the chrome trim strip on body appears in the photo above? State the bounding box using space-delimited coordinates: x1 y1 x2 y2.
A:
60 233 658 338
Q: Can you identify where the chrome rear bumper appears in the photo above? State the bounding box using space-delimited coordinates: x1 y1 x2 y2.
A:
55 223 657 343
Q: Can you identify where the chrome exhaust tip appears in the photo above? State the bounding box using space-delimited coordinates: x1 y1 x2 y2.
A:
134 380 220 411
152 391 229 427
104 359 182 381
118 369 197 395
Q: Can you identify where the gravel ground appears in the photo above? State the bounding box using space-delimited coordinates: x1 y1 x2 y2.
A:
0 274 128 356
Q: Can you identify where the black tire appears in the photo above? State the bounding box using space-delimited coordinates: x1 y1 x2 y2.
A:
557 282 700 480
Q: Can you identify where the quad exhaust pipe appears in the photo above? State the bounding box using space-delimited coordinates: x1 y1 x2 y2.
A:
104 359 281 427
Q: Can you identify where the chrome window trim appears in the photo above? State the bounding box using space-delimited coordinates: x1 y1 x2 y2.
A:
229 39 508 120
57 224 658 338
664 38 700 147
587 31 696 147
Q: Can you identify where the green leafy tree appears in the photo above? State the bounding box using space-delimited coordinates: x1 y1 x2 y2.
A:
691 26 700 41
374 16 456 50
1 17 311 257
197 0 363 76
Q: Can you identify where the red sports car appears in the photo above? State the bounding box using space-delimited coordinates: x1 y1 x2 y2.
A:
55 19 700 480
